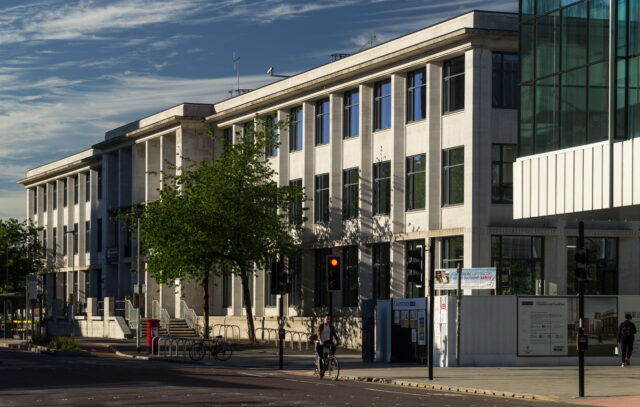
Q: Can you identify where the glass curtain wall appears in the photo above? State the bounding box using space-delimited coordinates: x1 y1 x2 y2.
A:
492 235 544 295
616 0 640 140
567 237 618 294
519 0 610 155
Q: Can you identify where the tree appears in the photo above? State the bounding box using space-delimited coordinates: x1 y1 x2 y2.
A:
129 114 306 341
0 218 44 293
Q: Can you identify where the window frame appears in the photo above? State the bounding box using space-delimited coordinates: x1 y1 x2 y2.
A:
492 235 544 295
85 172 91 202
343 89 359 139
407 68 427 122
342 246 359 307
85 221 90 253
315 99 330 145
314 174 330 224
373 79 392 131
314 248 331 307
342 167 359 220
492 52 519 109
443 56 465 114
405 239 425 298
442 236 464 269
406 154 426 210
289 106 303 152
373 243 391 300
442 147 464 206
492 144 516 203
373 161 391 215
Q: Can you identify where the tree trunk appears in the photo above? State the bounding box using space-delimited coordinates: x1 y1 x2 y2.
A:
203 274 210 339
240 266 256 343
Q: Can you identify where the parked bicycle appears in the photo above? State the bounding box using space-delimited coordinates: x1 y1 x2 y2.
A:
312 340 339 380
189 336 232 362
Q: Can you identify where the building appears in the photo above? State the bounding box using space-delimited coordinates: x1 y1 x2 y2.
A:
20 10 637 341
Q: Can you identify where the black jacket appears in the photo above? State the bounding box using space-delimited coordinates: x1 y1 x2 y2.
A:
618 320 637 343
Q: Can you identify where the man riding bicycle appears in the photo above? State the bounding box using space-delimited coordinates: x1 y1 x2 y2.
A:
316 314 339 377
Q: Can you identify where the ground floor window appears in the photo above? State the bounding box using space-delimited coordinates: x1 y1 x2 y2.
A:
315 249 331 307
343 246 359 307
222 268 232 308
288 256 302 307
567 237 618 295
264 263 276 307
405 239 425 298
492 235 544 295
442 236 464 269
373 243 390 300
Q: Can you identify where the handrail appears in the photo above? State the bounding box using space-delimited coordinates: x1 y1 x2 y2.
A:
124 299 140 330
151 300 170 333
180 300 199 337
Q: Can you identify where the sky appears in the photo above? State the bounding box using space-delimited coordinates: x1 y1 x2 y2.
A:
0 0 517 220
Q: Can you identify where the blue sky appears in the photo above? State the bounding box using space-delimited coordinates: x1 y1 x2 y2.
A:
0 0 517 220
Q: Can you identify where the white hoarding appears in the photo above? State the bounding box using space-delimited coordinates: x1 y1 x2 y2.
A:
518 297 568 356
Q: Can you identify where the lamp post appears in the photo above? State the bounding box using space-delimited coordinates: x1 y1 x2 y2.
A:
4 242 8 339
64 227 77 337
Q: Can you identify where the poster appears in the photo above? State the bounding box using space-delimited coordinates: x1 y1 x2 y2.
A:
619 296 640 354
418 311 426 345
411 329 417 343
401 311 409 328
434 268 496 290
410 310 416 328
567 296 617 356
518 297 568 356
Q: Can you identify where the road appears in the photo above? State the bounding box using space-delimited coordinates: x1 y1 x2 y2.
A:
0 348 576 406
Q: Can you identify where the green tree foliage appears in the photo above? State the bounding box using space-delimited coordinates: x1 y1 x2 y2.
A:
128 114 306 341
0 218 44 293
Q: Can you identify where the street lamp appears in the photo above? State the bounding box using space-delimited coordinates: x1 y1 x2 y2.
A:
64 226 77 337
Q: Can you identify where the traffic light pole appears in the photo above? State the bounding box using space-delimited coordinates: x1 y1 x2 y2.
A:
578 221 585 397
428 238 435 381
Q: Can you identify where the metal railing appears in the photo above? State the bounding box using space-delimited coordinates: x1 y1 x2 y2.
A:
124 299 140 330
180 300 199 336
212 324 240 342
254 327 310 351
114 300 126 318
152 336 226 361
97 300 104 317
151 300 170 333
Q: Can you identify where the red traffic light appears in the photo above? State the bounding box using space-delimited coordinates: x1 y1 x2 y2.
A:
330 258 339 267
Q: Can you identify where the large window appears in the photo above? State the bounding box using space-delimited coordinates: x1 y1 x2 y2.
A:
405 239 425 298
406 154 426 210
289 106 303 151
314 248 331 307
42 231 47 258
616 0 640 140
63 225 68 255
492 236 544 295
492 53 518 108
373 161 391 215
289 179 303 226
63 179 68 207
314 174 329 223
53 227 57 257
53 183 57 210
223 127 233 147
344 89 359 138
442 147 464 206
73 223 78 254
85 221 90 253
342 168 359 219
85 172 90 202
407 69 426 122
97 170 102 201
265 116 278 157
519 0 609 155
74 175 78 205
567 237 618 295
442 236 464 269
373 243 390 300
33 189 37 214
288 256 302 307
222 268 232 308
443 56 465 113
265 264 277 307
43 186 47 212
315 99 330 145
342 246 358 307
374 79 391 131
492 144 516 203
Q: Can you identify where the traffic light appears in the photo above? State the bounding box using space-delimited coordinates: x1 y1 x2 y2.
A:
270 259 284 295
407 245 424 287
575 248 587 280
327 255 342 292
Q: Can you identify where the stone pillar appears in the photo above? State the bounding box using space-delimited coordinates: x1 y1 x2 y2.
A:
87 297 98 317
104 297 115 318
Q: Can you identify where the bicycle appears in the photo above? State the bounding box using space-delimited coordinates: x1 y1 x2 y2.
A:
189 336 232 362
313 341 339 380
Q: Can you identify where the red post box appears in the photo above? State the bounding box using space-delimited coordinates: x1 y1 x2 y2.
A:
146 318 160 348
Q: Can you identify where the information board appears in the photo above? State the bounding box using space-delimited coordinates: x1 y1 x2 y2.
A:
518 297 568 356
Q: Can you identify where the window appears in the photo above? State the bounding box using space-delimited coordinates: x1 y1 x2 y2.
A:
289 106 303 151
265 264 277 307
222 268 232 308
223 127 233 147
73 223 78 254
443 56 465 113
407 69 426 122
492 236 544 295
373 243 390 300
42 231 47 258
63 179 68 207
567 237 618 295
373 161 391 215
315 248 331 307
85 221 90 253
406 239 425 298
53 228 57 257
442 147 464 206
97 170 102 201
314 174 330 223
243 121 254 142
342 168 359 219
344 89 359 138
63 226 68 255
85 172 90 202
492 53 518 108
315 99 330 145
288 256 302 307
33 189 37 214
265 116 278 157
97 219 102 253
492 144 516 203
374 79 391 130
43 186 47 212
74 175 78 205
406 154 426 210
442 236 464 269
343 246 358 307
289 179 303 226
53 183 57 210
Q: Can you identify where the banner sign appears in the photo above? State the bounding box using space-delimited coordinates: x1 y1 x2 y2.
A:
393 297 426 311
434 268 496 290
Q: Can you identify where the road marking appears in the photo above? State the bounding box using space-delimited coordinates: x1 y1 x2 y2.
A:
238 371 265 377
285 378 335 386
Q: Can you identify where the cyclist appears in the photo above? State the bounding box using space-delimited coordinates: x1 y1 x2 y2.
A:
316 314 339 377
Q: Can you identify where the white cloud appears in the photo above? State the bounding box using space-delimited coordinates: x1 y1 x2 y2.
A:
0 189 26 221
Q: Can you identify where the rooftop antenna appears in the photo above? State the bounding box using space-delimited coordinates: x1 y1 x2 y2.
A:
266 66 291 78
359 34 379 51
233 52 241 94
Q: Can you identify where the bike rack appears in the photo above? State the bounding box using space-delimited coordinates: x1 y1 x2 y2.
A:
212 324 240 342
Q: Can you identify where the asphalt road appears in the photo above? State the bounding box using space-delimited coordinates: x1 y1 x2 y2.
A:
0 348 576 407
